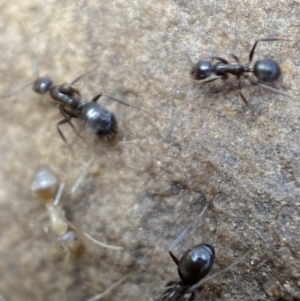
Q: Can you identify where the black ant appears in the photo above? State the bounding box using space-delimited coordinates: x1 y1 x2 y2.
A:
191 38 289 111
1 25 155 145
157 244 215 301
32 75 155 143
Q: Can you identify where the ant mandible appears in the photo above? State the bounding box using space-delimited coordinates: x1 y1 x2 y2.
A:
157 244 215 301
191 38 288 111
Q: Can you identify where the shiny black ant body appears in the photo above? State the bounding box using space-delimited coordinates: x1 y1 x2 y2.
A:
33 75 127 142
191 38 288 111
157 244 215 301
2 71 154 144
1 25 154 145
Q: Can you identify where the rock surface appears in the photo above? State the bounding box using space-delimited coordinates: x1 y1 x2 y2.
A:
0 1 300 300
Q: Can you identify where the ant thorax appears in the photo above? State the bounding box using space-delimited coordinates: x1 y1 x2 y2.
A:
46 204 69 236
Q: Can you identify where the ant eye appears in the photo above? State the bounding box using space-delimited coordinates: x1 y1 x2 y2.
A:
32 76 53 94
191 60 213 80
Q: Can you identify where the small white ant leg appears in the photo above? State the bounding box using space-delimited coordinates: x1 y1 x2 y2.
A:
85 274 130 301
54 183 65 207
169 204 207 251
84 233 123 250
169 229 188 252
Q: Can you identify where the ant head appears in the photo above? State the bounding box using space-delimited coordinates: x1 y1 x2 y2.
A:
178 244 215 285
31 168 58 203
80 102 118 139
191 60 213 80
32 76 53 94
253 58 281 83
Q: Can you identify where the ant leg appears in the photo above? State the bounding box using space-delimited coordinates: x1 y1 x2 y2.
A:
195 77 219 85
249 38 290 63
188 291 196 301
165 281 177 287
237 80 255 113
212 56 229 64
244 75 290 97
155 286 173 301
53 183 65 207
59 250 70 301
85 274 130 301
231 54 240 63
238 90 255 114
84 232 123 250
91 93 102 102
57 106 87 145
91 93 160 118
56 117 73 150
29 211 48 228
168 250 180 266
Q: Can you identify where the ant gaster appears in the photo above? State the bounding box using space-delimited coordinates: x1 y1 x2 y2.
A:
191 38 288 111
157 244 215 301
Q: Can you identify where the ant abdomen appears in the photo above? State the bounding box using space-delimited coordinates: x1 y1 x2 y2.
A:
80 102 118 138
178 244 215 285
190 60 213 80
253 58 281 82
31 168 58 203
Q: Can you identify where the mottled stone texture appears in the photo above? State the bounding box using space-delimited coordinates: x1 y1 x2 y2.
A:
0 1 300 301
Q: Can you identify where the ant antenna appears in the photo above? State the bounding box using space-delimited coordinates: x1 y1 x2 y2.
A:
85 274 130 301
249 38 291 64
84 232 123 250
139 3 194 66
53 183 65 207
245 76 290 97
71 157 94 194
18 22 39 77
169 203 207 251
0 82 34 98
70 66 98 87
0 23 38 98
